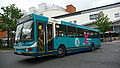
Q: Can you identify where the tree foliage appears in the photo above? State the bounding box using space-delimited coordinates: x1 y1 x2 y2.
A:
0 4 23 47
93 11 112 33
0 4 23 31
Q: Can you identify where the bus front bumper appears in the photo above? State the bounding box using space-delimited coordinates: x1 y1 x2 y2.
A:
14 52 38 56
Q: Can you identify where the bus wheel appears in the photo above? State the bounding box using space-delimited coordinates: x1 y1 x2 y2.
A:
90 44 95 51
57 46 66 57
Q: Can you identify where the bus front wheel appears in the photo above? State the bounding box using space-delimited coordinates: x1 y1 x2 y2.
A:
57 46 66 57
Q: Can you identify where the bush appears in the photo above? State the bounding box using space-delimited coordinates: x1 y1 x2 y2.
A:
0 39 13 50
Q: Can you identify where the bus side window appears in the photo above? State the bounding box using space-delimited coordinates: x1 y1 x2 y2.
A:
89 31 94 38
47 24 52 39
47 24 53 50
94 32 99 38
77 28 84 38
56 24 67 37
68 26 77 37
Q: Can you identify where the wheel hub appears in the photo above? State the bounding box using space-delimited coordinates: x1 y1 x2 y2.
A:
58 48 63 54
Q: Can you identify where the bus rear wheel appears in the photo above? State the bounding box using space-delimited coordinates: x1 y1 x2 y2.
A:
91 46 95 51
57 46 66 57
90 44 95 51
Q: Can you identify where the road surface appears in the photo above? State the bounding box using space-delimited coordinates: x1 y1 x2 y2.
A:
0 42 120 68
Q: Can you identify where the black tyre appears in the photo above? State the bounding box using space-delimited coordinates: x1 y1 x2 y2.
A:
57 46 66 57
90 44 95 51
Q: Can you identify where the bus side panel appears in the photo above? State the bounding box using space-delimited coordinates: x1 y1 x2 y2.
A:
54 37 90 49
53 37 101 55
54 37 88 50
89 38 101 48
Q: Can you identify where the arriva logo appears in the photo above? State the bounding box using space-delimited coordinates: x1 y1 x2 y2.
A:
83 32 91 45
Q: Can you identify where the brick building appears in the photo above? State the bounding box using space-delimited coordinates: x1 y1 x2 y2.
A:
0 21 7 39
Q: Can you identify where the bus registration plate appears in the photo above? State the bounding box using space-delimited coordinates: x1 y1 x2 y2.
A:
17 52 22 54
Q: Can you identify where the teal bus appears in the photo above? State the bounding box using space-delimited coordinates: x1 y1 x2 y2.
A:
14 14 101 57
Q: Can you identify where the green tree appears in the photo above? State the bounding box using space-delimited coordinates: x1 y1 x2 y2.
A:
0 4 23 47
93 11 112 38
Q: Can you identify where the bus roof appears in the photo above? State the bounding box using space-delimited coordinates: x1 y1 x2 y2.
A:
32 14 48 22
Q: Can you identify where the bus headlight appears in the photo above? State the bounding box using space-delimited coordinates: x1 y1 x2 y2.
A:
14 48 16 50
26 48 28 51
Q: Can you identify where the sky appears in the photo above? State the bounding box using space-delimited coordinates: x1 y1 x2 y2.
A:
0 0 120 13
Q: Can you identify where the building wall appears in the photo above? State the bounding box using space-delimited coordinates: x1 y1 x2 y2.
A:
112 21 120 33
0 31 7 39
0 21 7 39
43 10 69 17
57 7 120 25
23 3 68 17
29 7 36 14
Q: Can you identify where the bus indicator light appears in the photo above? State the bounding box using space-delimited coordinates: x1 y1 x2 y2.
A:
28 48 32 51
26 48 32 51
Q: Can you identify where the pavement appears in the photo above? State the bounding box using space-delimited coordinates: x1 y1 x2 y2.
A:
112 40 120 43
0 49 13 52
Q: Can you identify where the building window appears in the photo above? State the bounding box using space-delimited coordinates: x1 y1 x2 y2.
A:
115 13 119 18
69 20 77 24
73 20 77 24
89 13 99 20
69 21 72 23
